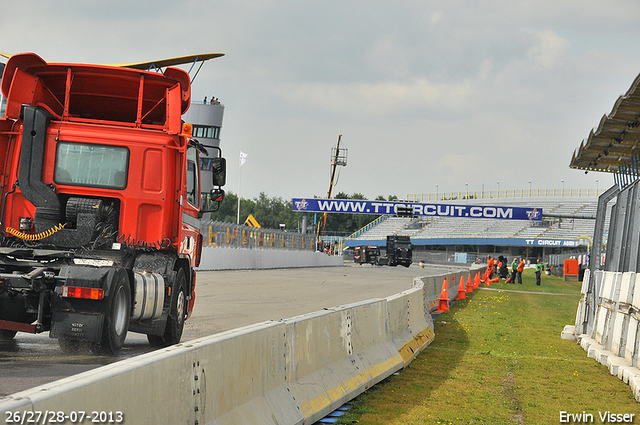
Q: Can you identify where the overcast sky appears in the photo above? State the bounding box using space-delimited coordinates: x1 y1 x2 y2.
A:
3 1 640 201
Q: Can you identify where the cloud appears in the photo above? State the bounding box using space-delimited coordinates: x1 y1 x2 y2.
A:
281 76 478 117
526 30 571 70
3 0 640 200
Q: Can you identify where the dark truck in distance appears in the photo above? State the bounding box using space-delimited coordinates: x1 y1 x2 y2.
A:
353 245 380 265
376 235 412 267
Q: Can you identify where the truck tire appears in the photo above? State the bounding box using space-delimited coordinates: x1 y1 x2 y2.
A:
92 268 131 354
147 268 186 347
165 269 187 345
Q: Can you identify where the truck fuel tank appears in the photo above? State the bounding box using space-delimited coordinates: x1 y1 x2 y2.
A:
131 272 165 321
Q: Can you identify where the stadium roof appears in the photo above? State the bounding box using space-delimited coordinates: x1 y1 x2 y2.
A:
570 71 640 178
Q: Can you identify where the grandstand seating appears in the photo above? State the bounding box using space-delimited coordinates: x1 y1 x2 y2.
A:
347 198 610 246
356 217 411 238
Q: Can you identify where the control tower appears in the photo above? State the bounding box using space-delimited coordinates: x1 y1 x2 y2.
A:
183 99 224 196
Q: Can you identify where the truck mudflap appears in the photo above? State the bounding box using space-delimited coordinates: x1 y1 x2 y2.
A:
49 312 103 342
47 265 115 343
186 270 196 320
48 265 131 353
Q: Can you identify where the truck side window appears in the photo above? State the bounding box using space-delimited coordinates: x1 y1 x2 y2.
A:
186 146 199 208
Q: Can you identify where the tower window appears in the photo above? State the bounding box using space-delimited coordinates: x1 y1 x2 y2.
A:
193 125 220 139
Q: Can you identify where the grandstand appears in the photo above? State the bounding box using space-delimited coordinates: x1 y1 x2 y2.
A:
345 194 610 260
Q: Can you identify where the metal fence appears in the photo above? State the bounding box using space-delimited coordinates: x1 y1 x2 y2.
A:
601 180 640 272
201 221 316 251
406 188 600 203
547 251 588 267
411 248 590 269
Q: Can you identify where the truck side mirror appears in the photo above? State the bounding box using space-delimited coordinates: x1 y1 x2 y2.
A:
198 147 226 217
211 157 226 186
210 188 225 203
199 189 225 217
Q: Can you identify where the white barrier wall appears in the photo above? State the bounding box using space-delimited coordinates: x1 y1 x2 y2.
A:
414 268 485 313
197 247 344 270
284 300 405 423
1 270 467 425
564 269 640 401
387 286 435 366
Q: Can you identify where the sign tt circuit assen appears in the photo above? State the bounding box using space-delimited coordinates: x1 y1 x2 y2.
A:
292 198 542 221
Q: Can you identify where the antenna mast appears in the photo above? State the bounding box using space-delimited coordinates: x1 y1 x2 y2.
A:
317 135 348 243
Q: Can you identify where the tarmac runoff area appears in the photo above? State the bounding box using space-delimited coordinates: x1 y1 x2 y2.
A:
181 263 461 339
0 263 462 396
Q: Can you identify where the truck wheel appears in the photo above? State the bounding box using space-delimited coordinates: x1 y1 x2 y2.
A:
93 268 131 355
164 268 187 345
148 269 186 347
0 329 17 340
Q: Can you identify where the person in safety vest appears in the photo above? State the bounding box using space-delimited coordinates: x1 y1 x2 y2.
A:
535 259 547 286
487 255 495 278
506 258 517 283
517 258 525 284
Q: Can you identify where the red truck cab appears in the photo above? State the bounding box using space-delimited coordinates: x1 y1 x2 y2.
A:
0 53 225 353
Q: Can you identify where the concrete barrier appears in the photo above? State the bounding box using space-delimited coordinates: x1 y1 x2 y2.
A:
1 267 455 425
284 300 404 424
197 247 344 270
387 284 435 366
566 269 640 402
414 266 486 313
1 322 296 425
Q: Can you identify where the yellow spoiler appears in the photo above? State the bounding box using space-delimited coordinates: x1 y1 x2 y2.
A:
0 52 224 69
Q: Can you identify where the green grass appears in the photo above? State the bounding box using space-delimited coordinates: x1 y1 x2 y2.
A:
337 269 640 424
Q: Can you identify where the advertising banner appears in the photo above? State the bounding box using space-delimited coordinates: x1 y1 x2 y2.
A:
292 198 542 221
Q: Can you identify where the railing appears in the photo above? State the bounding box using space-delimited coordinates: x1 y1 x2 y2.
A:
405 188 600 202
202 221 316 251
347 215 388 240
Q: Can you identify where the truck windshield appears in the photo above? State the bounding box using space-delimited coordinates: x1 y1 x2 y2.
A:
54 142 129 189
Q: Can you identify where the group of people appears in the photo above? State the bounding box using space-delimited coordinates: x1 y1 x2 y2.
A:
203 96 221 105
486 255 546 286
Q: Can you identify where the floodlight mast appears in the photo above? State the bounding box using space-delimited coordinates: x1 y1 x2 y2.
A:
317 135 347 243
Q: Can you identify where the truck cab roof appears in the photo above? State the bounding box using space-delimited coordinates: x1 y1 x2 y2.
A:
1 53 191 128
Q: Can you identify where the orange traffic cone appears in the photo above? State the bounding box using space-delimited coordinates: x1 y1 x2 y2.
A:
435 278 449 312
474 272 480 289
456 275 466 300
466 272 473 293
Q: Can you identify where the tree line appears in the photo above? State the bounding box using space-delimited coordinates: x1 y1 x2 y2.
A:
210 192 398 236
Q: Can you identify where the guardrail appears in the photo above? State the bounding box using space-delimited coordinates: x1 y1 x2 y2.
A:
0 267 483 424
347 215 388 240
406 188 600 202
564 269 640 401
202 220 316 251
